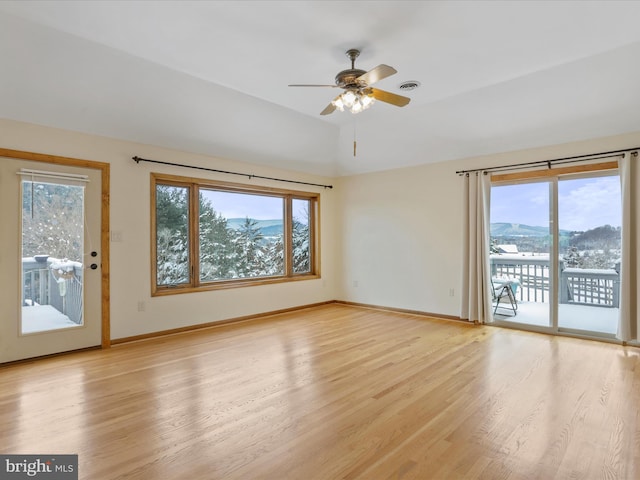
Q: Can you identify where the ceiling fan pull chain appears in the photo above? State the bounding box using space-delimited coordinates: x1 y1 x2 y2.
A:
353 118 357 157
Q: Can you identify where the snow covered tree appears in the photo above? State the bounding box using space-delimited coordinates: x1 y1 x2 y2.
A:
156 227 189 284
264 234 284 276
199 194 236 281
292 217 310 273
155 185 189 285
234 217 266 277
22 181 84 262
564 246 583 268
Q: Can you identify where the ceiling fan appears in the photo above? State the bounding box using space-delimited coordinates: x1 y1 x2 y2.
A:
289 48 411 115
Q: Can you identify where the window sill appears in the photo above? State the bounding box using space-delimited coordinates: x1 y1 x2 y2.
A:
152 273 321 296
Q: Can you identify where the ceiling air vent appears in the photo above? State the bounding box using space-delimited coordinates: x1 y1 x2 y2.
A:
398 81 420 91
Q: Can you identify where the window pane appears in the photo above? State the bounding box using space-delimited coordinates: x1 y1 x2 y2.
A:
558 175 621 334
292 198 311 274
156 185 190 285
199 189 284 281
490 182 551 326
21 180 85 333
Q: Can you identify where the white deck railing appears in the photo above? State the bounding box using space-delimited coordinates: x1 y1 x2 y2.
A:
22 256 83 324
490 254 620 308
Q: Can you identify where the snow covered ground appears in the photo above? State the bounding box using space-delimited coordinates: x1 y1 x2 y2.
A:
495 301 618 335
21 305 79 334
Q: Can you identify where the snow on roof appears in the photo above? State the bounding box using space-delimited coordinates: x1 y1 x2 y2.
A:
497 244 519 254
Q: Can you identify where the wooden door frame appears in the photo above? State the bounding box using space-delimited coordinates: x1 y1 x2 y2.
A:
1 148 111 348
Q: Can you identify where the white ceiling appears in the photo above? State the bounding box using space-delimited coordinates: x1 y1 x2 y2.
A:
2 1 640 176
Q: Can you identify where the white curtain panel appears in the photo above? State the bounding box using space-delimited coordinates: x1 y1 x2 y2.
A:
461 172 492 324
617 152 635 342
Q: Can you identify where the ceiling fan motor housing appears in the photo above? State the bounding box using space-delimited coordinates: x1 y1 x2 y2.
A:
335 69 368 88
289 47 410 115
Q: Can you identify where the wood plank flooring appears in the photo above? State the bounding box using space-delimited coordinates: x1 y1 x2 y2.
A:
1 303 639 479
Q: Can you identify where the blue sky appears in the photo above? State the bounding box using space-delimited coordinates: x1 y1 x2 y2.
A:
491 176 621 231
202 190 283 219
201 190 309 223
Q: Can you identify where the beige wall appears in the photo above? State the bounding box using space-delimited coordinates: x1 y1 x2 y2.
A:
337 131 639 340
336 159 462 315
0 119 340 340
2 118 638 343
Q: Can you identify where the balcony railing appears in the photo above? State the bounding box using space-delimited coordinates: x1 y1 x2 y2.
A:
22 256 83 324
490 254 620 308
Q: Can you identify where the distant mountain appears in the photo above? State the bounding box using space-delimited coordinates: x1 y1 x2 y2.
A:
570 225 620 249
491 223 549 237
491 223 574 237
226 218 283 237
491 223 622 258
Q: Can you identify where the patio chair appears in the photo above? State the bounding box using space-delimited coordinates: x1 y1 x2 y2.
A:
492 279 518 316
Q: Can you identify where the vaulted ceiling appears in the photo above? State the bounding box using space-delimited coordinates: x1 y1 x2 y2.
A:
2 1 640 176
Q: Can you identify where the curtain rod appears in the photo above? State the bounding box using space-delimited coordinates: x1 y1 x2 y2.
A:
132 156 333 189
455 147 639 176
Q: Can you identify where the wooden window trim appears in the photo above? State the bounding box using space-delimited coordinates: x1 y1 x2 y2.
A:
151 173 320 296
491 161 618 183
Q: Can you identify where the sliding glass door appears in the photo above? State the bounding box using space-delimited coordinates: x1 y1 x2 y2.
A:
490 169 622 338
557 175 621 335
490 180 552 328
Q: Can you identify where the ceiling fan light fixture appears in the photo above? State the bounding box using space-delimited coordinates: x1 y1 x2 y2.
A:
290 48 409 116
331 89 375 114
360 92 374 109
342 90 357 108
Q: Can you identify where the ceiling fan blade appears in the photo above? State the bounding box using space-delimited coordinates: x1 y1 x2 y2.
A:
320 102 337 116
370 88 411 107
288 84 338 88
357 64 397 86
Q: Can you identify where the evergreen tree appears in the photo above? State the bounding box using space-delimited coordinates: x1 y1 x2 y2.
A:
199 194 236 280
292 217 310 273
156 185 189 234
156 227 189 284
155 185 189 285
234 217 265 277
564 246 583 268
264 234 284 276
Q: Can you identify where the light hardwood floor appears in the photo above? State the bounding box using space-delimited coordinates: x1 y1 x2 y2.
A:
1 303 639 479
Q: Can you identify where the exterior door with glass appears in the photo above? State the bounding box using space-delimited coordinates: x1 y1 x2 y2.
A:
0 156 105 363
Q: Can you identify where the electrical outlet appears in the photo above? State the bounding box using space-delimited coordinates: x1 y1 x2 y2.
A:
449 288 455 297
353 280 359 288
137 301 145 312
